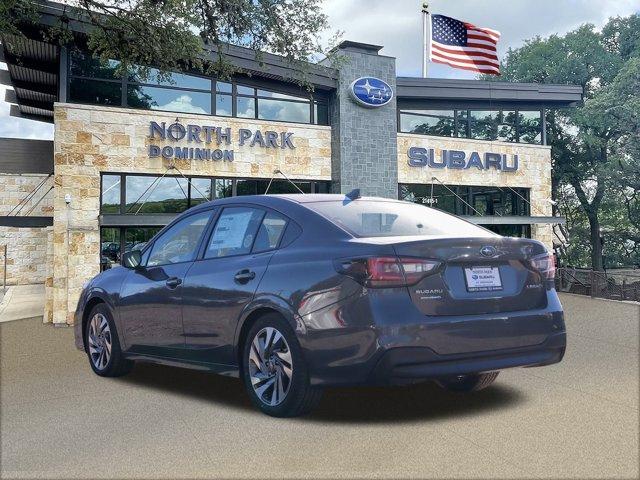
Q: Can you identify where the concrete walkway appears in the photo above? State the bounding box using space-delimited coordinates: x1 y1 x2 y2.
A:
0 284 45 323
1 293 638 479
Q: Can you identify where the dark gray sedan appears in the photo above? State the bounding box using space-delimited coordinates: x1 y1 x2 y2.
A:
74 194 566 417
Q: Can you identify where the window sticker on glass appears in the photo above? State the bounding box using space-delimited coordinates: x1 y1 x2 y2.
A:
206 208 264 258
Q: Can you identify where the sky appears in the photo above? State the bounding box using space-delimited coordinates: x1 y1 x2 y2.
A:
1 0 639 141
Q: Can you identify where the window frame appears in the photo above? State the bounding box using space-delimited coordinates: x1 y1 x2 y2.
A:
398 108 543 144
66 48 329 125
99 172 331 215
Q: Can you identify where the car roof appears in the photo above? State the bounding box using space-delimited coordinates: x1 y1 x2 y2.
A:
189 193 405 211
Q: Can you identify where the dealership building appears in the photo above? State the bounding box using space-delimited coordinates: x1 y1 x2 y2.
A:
0 1 582 324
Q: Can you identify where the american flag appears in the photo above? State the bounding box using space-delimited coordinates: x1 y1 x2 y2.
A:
429 14 501 75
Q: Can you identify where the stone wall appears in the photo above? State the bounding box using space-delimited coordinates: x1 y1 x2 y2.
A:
51 103 332 324
0 173 53 286
397 134 554 250
325 48 398 198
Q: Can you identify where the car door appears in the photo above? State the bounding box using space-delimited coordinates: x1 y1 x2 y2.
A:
181 206 289 365
118 209 213 357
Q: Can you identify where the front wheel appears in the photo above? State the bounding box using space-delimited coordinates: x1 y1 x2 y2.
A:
435 371 499 392
241 313 322 417
85 304 133 377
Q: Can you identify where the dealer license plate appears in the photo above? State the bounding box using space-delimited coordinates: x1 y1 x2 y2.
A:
464 266 503 292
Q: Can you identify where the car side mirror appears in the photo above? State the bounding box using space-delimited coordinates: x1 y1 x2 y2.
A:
122 250 142 269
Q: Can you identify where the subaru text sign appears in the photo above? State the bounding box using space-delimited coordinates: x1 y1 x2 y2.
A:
349 77 393 107
408 147 518 171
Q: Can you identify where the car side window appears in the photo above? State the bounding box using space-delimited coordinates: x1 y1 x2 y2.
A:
146 211 212 267
252 211 288 253
205 207 265 259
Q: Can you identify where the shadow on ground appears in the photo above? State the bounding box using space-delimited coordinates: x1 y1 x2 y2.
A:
118 362 527 424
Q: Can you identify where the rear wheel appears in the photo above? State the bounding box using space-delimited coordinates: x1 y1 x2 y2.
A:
435 371 499 392
241 313 322 417
85 304 133 377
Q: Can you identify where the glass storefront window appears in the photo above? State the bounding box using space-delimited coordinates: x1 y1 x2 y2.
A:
257 90 306 101
469 110 497 140
127 85 211 114
70 49 121 79
314 102 329 125
124 227 161 253
102 174 331 215
125 176 189 214
237 85 255 95
400 184 529 217
101 175 121 213
518 111 542 144
69 78 122 106
400 110 455 136
257 98 310 123
190 178 212 207
215 93 232 116
400 108 542 144
100 227 121 270
214 179 233 198
236 96 256 118
216 81 232 93
236 179 258 196
128 66 211 90
257 180 312 194
68 49 327 125
455 110 469 137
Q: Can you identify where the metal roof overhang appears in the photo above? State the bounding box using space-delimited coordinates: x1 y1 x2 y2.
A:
396 77 583 109
0 34 59 123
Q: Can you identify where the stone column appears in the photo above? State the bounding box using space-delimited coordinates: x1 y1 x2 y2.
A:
322 42 398 199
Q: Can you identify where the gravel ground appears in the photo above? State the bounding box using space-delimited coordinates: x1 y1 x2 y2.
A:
1 293 638 479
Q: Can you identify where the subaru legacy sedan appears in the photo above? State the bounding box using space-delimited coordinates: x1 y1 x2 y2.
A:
74 194 566 417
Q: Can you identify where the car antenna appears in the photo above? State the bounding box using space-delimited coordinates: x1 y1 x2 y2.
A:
345 188 361 200
264 169 306 195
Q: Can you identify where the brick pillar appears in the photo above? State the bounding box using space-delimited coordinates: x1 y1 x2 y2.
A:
322 42 398 199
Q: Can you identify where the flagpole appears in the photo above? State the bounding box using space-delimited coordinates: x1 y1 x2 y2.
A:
422 2 430 77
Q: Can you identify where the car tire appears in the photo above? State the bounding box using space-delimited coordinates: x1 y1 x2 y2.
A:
435 371 499 392
241 313 322 417
85 303 133 377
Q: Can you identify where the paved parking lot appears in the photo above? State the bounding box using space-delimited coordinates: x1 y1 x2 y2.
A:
1 293 638 479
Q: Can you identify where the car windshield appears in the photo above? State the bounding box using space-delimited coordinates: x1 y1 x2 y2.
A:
305 199 497 238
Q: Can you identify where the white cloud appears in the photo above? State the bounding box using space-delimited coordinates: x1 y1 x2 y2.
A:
154 94 209 114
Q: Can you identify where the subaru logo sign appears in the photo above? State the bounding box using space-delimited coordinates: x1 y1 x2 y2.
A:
480 246 497 257
349 77 393 108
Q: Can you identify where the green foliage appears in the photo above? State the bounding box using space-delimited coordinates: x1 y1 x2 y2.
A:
484 15 640 269
2 0 335 89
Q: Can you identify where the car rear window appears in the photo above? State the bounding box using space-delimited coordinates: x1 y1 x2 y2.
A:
305 200 496 238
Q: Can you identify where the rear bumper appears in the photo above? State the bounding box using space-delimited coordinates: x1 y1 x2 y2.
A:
369 332 565 384
300 289 566 386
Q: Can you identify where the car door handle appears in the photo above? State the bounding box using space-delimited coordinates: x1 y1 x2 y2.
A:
165 277 182 289
234 269 256 283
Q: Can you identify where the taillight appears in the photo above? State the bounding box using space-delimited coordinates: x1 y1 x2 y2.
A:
531 253 555 280
335 256 440 287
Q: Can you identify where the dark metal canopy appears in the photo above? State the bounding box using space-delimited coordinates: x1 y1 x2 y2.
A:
396 77 583 109
0 138 54 174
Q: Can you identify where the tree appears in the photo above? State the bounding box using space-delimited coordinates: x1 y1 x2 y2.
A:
1 0 334 87
486 15 640 270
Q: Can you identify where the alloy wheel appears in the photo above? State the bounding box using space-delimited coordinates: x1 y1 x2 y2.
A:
248 327 293 406
88 313 112 370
